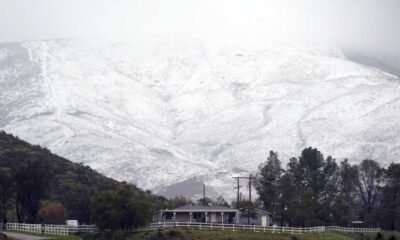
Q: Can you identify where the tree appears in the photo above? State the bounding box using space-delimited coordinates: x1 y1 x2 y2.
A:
276 173 296 226
319 156 340 224
167 196 192 209
91 190 116 231
298 147 325 196
256 151 283 211
380 163 400 230
58 185 93 224
0 168 14 226
285 148 326 226
331 159 359 226
214 195 229 207
197 197 213 206
38 201 67 224
91 185 151 231
10 153 54 223
356 159 383 220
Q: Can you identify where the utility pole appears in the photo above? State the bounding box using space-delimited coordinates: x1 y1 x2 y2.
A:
203 184 206 206
249 174 252 203
233 177 242 204
233 174 256 225
233 175 255 203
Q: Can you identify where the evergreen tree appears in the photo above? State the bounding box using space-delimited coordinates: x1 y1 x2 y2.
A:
319 156 340 224
380 163 400 230
256 151 283 212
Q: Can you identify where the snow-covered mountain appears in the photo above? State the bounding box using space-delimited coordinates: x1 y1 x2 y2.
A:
1 40 399 199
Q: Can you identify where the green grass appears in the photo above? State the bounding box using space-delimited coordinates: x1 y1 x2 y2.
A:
47 236 82 240
124 228 400 240
126 228 355 240
6 229 399 240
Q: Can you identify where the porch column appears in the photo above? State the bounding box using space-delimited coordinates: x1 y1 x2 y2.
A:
173 212 176 221
160 212 163 221
189 212 192 222
205 212 208 223
236 212 240 224
221 212 224 224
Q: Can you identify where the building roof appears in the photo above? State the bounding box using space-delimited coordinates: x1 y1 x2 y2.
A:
238 207 272 216
162 203 238 213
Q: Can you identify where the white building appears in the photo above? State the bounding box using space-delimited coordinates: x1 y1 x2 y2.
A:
153 204 273 226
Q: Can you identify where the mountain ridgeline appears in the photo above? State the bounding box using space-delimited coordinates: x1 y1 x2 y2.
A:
0 130 167 225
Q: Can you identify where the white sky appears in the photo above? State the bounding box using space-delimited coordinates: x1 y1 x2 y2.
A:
0 0 399 55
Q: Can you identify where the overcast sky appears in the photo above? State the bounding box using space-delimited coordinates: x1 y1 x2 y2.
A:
0 0 399 56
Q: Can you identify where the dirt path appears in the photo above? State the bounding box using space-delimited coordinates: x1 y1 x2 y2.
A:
0 231 48 240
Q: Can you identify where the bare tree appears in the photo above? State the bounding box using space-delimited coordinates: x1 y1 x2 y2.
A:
356 159 383 214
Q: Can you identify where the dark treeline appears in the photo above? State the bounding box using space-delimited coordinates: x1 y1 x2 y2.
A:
255 147 400 230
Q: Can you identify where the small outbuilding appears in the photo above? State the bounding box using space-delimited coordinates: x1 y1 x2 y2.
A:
238 207 273 226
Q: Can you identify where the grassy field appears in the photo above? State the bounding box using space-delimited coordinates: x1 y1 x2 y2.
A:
47 236 82 240
4 229 400 240
125 228 400 240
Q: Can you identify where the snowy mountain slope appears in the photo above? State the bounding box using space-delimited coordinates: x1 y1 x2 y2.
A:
0 40 399 199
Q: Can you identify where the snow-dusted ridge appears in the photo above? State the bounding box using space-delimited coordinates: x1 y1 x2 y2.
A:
0 39 399 199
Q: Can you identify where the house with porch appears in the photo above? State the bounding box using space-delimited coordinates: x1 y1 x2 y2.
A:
153 203 240 224
153 203 273 226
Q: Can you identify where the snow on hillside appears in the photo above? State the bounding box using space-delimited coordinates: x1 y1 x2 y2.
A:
0 40 399 199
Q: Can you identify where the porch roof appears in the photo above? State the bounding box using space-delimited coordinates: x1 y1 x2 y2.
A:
160 204 239 213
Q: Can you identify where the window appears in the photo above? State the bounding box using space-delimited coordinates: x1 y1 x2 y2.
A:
165 212 173 220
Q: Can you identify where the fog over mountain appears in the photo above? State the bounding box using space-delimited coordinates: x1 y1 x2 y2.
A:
0 0 399 199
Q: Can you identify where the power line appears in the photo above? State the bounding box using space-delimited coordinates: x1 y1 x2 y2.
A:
232 174 256 203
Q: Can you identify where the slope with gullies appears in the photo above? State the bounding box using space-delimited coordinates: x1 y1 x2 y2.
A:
1 40 399 198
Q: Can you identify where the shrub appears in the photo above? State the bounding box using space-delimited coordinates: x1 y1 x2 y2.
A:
78 232 100 240
39 201 67 224
153 230 165 240
375 232 383 240
167 229 181 237
111 230 126 240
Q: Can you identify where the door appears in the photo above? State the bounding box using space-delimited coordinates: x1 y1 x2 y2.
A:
211 213 217 223
261 216 267 227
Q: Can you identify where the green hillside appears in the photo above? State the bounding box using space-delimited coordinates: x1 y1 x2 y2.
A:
0 130 167 224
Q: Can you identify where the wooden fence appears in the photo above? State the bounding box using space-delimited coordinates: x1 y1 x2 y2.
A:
149 222 381 234
2 223 97 236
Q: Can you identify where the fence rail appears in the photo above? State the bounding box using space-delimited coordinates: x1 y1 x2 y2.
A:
149 222 380 234
1 222 380 236
1 223 97 236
